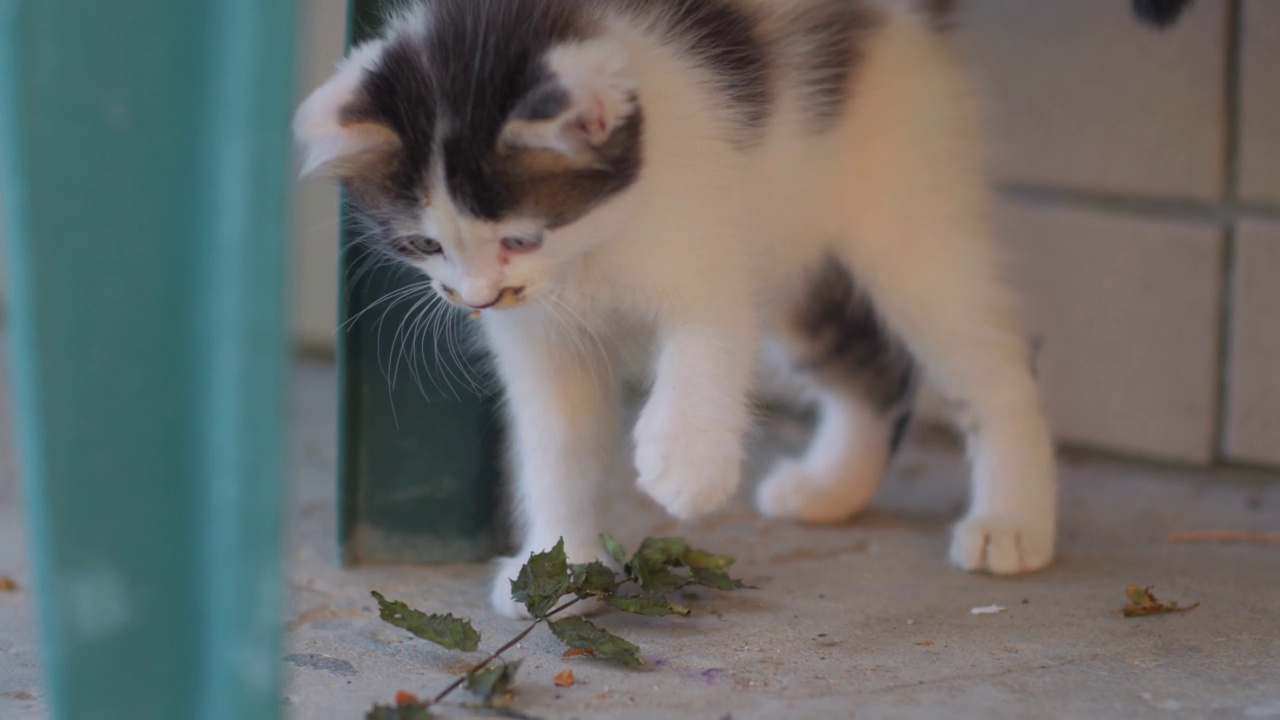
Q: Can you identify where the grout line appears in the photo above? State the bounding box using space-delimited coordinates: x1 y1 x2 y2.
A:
1212 0 1245 462
1213 224 1239 462
1222 0 1244 203
997 184 1280 224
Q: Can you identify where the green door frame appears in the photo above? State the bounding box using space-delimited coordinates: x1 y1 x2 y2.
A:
337 0 505 566
0 1 299 717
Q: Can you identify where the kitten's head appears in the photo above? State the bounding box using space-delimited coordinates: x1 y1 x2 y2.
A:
294 1 642 311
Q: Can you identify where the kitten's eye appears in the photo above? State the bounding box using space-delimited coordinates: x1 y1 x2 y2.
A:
398 236 443 257
501 233 543 253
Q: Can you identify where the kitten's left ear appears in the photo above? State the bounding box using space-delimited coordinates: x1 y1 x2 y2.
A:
500 39 637 161
293 42 401 178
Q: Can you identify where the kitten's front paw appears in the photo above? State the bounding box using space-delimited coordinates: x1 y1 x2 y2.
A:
489 552 607 619
634 423 741 520
949 514 1054 575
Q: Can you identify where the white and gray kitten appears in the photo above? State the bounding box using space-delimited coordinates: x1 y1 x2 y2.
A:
295 0 1058 618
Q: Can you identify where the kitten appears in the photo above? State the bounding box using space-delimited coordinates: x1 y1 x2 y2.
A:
295 0 1058 618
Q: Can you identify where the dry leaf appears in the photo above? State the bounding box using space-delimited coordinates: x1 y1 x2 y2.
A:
915 640 934 647
466 661 521 702
562 648 595 659
0 576 17 592
1121 584 1199 617
554 669 575 687
549 617 644 668
511 540 570 619
372 592 481 652
394 691 420 705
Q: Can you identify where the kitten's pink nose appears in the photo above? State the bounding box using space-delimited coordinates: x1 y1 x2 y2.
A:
457 279 500 308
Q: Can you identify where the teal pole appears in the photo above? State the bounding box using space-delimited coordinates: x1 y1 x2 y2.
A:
0 1 299 718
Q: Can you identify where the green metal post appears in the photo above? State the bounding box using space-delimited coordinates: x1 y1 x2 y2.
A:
338 0 505 565
0 1 299 718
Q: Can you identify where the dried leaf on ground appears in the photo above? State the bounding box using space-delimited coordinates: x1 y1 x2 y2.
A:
633 564 691 594
366 700 434 720
394 692 421 705
562 647 595 658
688 567 749 591
633 537 692 567
466 660 522 702
605 594 691 617
372 592 481 652
0 576 17 592
511 540 570 618
601 534 629 567
624 536 750 594
1121 585 1200 617
568 561 619 598
554 669 575 687
683 549 735 570
549 617 644 668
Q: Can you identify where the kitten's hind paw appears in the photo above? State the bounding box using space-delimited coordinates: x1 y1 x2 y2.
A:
949 515 1054 575
754 459 878 524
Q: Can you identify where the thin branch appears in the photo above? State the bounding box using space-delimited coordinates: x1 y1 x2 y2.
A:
431 597 584 705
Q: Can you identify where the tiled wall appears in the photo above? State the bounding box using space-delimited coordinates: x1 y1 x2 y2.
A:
3 2 1265 466
910 0 1279 467
290 0 347 351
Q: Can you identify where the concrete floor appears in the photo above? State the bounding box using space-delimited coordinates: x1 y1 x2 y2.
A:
2 358 1279 719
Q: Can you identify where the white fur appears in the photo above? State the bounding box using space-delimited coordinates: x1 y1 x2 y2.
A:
293 41 390 177
501 39 638 157
297 0 1059 618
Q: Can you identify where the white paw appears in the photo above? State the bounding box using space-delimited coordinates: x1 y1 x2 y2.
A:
949 515 1054 575
489 551 608 619
755 459 879 524
634 421 741 520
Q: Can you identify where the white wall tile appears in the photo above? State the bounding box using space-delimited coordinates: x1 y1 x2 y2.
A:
960 0 1226 201
1239 1 1280 206
289 0 347 351
1223 221 1280 465
998 201 1223 462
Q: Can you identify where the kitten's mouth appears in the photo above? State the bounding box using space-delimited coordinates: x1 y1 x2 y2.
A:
440 285 529 317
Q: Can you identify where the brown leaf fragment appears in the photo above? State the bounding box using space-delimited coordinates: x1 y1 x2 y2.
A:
915 640 934 647
554 669 575 687
1121 584 1200 617
562 647 595 659
394 691 421 705
0 576 17 592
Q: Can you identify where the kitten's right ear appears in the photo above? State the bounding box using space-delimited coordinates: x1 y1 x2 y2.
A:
293 43 400 179
499 39 637 162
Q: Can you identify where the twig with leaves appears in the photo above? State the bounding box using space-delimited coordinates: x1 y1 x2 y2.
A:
366 534 752 718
